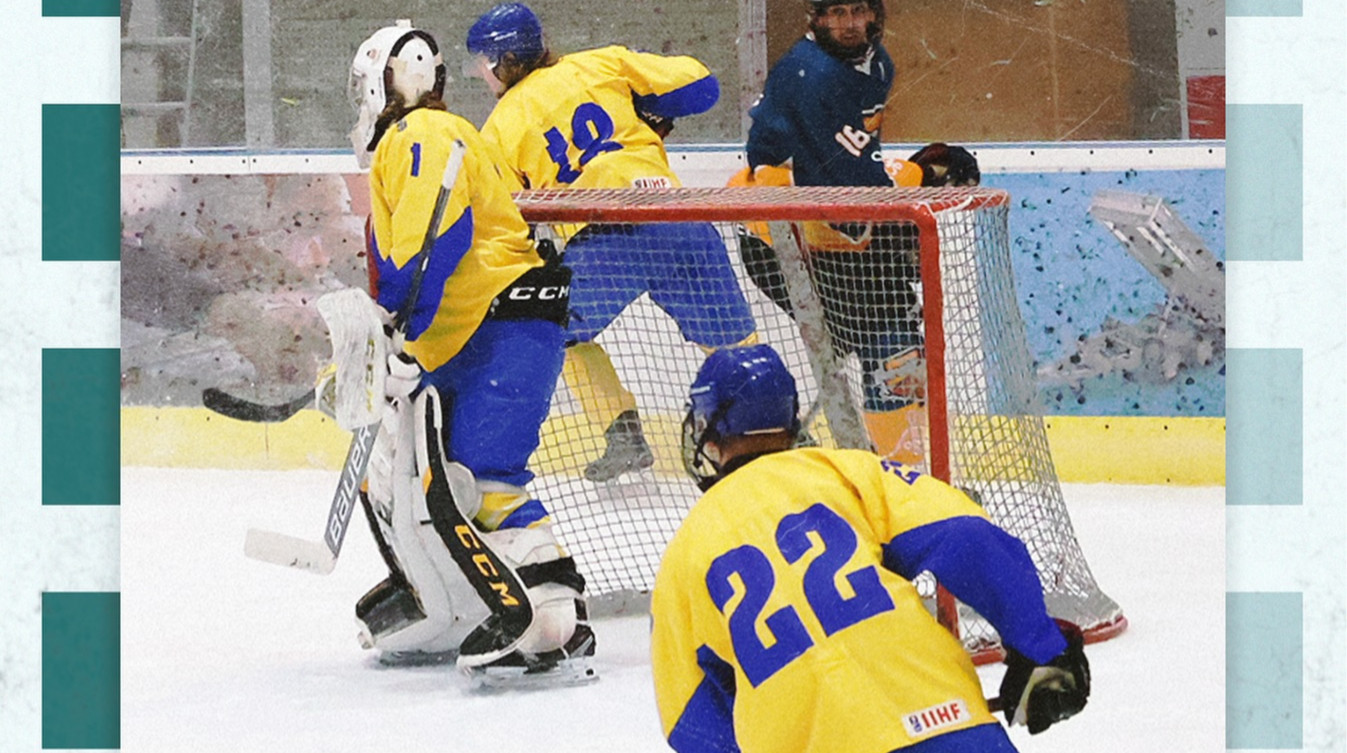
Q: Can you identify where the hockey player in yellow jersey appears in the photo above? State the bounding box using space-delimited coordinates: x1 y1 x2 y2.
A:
464 3 758 483
344 21 594 685
651 344 1090 752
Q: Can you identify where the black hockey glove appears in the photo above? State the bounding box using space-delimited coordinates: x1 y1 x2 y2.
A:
998 619 1090 734
635 103 675 139
909 142 981 187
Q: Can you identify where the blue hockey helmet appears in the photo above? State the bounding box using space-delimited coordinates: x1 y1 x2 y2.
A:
681 344 801 489
466 3 545 66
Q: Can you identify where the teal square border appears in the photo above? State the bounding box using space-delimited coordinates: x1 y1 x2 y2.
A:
1226 105 1303 262
42 348 120 505
1227 592 1304 748
42 104 120 262
1226 0 1303 17
42 592 121 749
1226 348 1303 506
41 0 120 16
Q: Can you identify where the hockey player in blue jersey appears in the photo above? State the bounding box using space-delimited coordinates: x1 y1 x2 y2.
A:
745 0 980 188
738 0 980 466
747 0 894 187
651 344 1090 752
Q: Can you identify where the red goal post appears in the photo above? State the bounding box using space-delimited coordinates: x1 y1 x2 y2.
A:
515 185 1126 663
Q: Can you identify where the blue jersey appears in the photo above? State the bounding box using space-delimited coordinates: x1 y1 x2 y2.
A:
747 37 894 187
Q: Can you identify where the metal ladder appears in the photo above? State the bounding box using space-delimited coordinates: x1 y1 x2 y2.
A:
121 0 199 147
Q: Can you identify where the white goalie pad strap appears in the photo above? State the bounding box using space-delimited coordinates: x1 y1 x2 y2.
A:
365 406 399 511
316 288 389 431
480 526 578 656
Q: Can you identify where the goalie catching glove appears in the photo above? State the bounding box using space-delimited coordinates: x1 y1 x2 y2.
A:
998 619 1091 734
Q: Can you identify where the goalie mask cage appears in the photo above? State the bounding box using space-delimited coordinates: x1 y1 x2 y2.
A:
515 185 1126 663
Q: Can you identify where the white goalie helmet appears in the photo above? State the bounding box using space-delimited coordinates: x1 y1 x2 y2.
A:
348 20 447 169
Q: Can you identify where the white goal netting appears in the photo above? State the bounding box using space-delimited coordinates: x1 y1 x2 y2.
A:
516 186 1126 661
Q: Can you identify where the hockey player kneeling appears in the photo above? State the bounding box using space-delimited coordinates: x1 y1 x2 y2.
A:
650 344 1089 752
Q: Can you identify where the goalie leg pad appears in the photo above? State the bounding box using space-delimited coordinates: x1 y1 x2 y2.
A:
414 387 536 665
356 392 487 659
395 386 594 679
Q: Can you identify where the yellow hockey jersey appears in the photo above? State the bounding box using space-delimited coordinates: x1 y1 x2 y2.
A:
651 448 1030 752
368 107 542 371
480 45 719 191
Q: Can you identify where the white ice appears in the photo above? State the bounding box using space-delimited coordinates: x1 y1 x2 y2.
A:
121 468 1223 752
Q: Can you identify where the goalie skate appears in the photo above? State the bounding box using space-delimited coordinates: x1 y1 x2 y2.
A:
463 623 598 691
375 649 459 668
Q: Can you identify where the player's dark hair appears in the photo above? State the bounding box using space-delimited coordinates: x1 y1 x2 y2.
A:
368 91 449 151
808 0 885 61
494 49 559 92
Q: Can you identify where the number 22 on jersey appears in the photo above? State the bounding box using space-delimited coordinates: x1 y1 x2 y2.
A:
705 503 895 687
544 102 623 184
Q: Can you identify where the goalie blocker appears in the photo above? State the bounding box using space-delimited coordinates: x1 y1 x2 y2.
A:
356 385 595 685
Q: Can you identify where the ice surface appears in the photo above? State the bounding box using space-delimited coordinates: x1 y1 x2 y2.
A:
121 467 1223 752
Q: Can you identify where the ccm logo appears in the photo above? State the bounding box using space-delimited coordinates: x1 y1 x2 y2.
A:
507 285 569 301
453 524 521 607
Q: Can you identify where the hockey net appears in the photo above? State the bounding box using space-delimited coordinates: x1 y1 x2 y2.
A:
515 185 1126 662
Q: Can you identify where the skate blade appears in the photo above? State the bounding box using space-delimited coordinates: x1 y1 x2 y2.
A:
463 656 598 692
375 649 459 668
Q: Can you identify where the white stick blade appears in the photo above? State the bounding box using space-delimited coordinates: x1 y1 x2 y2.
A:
244 528 337 575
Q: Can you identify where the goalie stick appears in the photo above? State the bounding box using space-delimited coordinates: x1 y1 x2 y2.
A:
244 421 377 574
244 139 468 575
202 387 314 423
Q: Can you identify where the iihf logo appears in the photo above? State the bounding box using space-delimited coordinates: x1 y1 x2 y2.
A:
901 699 969 738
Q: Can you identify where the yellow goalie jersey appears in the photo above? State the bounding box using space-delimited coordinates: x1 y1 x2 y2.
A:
480 45 719 191
651 448 1009 753
368 107 543 371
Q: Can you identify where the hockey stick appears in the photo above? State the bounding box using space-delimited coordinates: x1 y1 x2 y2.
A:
244 421 376 574
202 387 314 423
244 139 468 575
